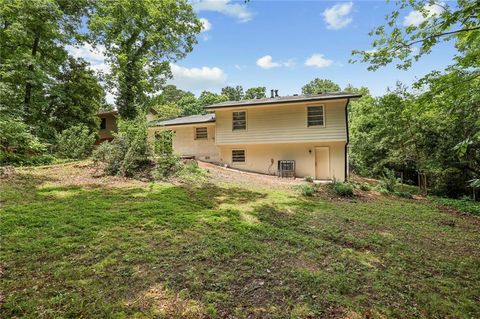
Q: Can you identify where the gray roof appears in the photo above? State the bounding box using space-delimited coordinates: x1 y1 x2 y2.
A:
206 92 362 109
151 113 215 127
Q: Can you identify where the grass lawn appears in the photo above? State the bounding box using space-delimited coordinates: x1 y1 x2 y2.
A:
1 163 479 318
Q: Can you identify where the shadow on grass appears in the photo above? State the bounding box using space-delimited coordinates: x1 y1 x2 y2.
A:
2 175 480 318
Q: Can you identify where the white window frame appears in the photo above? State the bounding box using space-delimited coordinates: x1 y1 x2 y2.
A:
306 105 326 128
231 149 246 164
232 110 247 131
194 127 208 140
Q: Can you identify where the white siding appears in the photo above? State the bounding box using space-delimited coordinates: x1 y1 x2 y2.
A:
214 100 348 145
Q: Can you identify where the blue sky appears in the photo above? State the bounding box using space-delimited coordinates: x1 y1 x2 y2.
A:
68 1 457 99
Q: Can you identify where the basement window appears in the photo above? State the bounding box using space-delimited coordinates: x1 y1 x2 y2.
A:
195 127 208 139
232 150 245 163
100 118 107 130
307 106 324 127
232 111 246 130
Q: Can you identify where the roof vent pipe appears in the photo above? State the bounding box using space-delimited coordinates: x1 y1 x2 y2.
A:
270 89 275 98
274 89 279 97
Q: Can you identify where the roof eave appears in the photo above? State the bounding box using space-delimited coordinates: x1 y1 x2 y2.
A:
206 95 363 110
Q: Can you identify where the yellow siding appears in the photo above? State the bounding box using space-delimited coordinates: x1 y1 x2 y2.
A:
214 99 348 145
218 141 346 180
148 124 220 162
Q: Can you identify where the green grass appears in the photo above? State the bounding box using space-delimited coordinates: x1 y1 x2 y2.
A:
1 166 480 318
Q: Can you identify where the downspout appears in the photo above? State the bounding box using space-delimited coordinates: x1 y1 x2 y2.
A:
344 98 351 181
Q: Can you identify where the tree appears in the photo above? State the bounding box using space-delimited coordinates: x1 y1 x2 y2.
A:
301 79 340 95
198 91 228 107
0 0 88 123
351 0 479 72
159 85 190 104
244 86 266 99
178 94 202 116
221 85 244 101
89 0 202 119
44 57 105 137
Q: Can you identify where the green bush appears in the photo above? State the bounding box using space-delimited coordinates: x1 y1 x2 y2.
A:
93 114 152 177
379 168 397 193
433 197 480 216
55 124 96 159
0 116 48 165
304 176 314 183
176 161 208 184
154 154 182 179
395 191 413 199
359 182 371 191
298 183 316 197
333 182 354 197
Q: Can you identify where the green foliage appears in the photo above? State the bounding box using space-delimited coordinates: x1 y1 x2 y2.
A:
176 161 208 184
358 182 371 191
93 114 151 177
45 57 105 137
244 87 266 99
297 183 316 197
0 116 47 165
433 197 480 216
89 0 201 119
396 191 413 199
221 85 244 101
332 181 354 197
351 0 480 71
55 125 96 160
304 176 314 183
301 78 341 95
380 169 398 193
154 154 182 179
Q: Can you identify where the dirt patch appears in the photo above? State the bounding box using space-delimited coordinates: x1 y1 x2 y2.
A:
18 161 149 189
198 161 303 190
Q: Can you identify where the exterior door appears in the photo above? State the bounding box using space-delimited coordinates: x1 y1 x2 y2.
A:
315 147 330 180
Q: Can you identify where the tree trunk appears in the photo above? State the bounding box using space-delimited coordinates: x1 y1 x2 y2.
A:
24 32 40 120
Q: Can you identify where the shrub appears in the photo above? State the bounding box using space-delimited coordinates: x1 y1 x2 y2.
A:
93 114 152 177
0 116 47 165
177 161 208 184
433 197 480 216
333 182 354 197
359 182 371 191
396 191 413 199
379 168 397 193
298 183 316 197
304 176 314 183
154 154 182 179
55 124 96 159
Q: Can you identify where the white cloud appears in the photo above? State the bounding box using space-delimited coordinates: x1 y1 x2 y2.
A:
403 3 444 26
169 63 227 91
256 55 281 69
304 54 333 68
192 0 253 22
256 55 294 69
199 18 212 32
322 2 353 30
66 43 108 73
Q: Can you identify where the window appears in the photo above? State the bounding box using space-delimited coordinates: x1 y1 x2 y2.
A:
232 111 246 130
232 150 245 163
195 127 208 139
100 118 107 130
307 106 324 127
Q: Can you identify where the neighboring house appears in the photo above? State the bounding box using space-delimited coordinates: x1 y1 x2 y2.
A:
96 108 158 144
96 110 118 144
149 92 361 180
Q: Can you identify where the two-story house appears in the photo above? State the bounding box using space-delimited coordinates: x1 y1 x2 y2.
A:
148 92 361 181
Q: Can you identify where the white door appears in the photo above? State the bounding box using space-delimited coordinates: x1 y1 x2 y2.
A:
315 147 330 180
